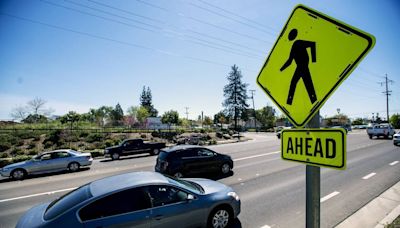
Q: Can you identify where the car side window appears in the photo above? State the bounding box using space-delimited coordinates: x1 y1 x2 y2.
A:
147 186 188 207
79 187 151 221
179 149 198 158
197 148 215 157
40 154 52 160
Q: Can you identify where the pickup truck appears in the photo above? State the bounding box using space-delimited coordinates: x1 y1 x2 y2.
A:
104 139 166 160
366 124 395 139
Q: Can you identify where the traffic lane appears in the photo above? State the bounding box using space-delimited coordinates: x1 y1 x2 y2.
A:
0 134 389 225
320 143 400 227
230 139 399 227
0 133 385 201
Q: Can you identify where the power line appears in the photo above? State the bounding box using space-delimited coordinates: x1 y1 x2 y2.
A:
187 1 276 37
86 0 267 56
0 12 245 70
134 0 273 44
196 0 277 33
41 0 263 59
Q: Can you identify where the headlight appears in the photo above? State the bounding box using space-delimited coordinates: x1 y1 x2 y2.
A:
227 191 240 201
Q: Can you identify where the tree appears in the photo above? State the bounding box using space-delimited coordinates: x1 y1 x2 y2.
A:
161 110 179 130
352 118 364 125
59 111 81 125
22 114 48 123
10 106 28 121
140 86 158 117
125 106 139 127
223 65 249 131
109 103 124 126
137 106 149 127
256 106 276 130
390 113 400 128
203 116 213 127
27 97 53 116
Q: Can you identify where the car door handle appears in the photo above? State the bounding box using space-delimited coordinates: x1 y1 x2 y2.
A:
153 215 164 220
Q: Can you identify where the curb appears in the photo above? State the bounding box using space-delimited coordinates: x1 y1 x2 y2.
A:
336 181 400 228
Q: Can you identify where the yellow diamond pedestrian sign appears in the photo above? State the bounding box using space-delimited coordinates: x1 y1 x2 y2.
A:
257 5 375 127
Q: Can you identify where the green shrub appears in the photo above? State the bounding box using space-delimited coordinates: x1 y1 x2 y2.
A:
44 129 62 145
0 134 18 145
209 139 217 145
86 133 103 143
105 139 115 147
27 141 36 149
0 158 12 168
151 131 160 138
28 149 38 155
0 152 9 158
10 147 24 156
141 134 147 139
16 140 24 147
79 131 89 138
0 142 11 152
90 150 104 158
44 141 53 149
93 142 105 149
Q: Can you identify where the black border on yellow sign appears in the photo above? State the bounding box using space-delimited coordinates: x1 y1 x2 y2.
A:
256 5 375 127
281 128 346 169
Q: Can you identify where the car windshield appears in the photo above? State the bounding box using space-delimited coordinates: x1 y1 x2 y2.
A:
164 175 204 194
44 184 92 220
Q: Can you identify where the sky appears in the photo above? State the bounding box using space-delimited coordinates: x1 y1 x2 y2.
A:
0 0 399 122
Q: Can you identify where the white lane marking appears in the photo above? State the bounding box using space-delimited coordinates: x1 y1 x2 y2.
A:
260 225 271 228
390 161 399 166
0 187 77 203
320 191 340 203
234 151 280 161
362 172 376 180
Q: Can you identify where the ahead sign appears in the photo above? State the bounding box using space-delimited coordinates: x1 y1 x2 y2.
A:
281 128 346 169
257 5 375 127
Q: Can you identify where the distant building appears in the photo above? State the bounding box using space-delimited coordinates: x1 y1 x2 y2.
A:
145 117 169 130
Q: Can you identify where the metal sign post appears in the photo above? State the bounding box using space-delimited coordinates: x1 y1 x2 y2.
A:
306 111 320 228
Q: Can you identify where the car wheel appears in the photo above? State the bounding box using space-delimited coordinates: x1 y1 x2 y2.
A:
111 153 120 160
221 163 231 174
151 148 160 156
173 172 183 178
11 169 26 181
368 134 373 139
68 162 80 172
208 207 232 228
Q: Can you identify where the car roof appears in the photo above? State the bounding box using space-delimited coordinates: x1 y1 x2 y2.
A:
89 171 170 197
162 145 202 152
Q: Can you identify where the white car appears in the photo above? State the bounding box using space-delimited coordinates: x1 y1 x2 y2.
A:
394 133 400 146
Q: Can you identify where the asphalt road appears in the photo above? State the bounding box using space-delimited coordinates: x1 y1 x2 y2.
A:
0 130 399 228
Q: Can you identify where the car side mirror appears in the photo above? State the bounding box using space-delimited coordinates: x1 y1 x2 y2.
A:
187 194 194 201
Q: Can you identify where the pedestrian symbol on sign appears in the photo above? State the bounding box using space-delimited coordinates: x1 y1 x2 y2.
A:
280 28 317 105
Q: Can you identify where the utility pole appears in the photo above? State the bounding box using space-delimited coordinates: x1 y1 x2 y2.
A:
184 107 189 120
379 74 393 122
250 90 257 131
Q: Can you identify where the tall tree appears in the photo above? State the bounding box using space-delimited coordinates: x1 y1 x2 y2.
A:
223 65 249 131
109 103 124 126
390 113 400 128
140 86 158 117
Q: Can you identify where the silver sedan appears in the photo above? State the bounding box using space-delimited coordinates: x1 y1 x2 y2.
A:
1 149 93 180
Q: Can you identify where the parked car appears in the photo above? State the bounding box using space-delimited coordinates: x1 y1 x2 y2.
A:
393 133 400 146
0 149 93 180
331 125 349 134
366 124 395 139
104 138 166 160
155 145 233 178
16 171 241 228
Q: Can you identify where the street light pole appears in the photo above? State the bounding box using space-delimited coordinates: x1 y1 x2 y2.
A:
250 90 256 132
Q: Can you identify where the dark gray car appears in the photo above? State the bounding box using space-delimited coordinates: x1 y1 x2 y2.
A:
16 171 240 228
0 149 93 180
